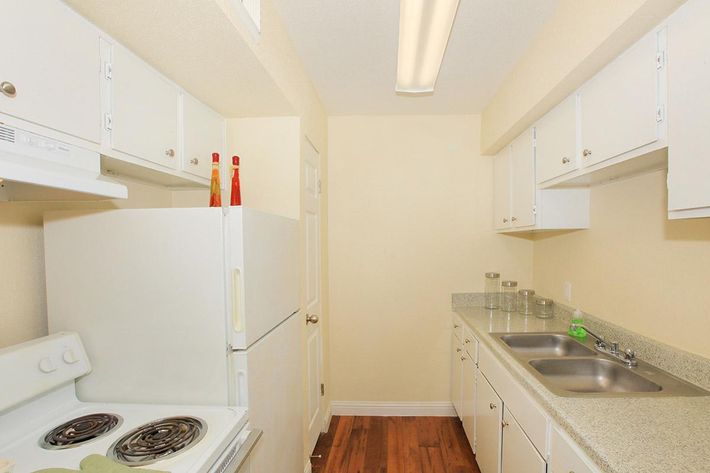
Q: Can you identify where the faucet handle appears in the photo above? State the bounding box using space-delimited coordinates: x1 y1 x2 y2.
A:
624 349 638 366
610 341 619 355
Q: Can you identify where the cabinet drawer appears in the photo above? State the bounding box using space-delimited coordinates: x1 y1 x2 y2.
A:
463 327 477 361
478 342 549 456
451 314 464 341
550 426 600 473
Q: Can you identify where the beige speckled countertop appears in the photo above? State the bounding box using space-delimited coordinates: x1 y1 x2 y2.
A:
453 303 710 473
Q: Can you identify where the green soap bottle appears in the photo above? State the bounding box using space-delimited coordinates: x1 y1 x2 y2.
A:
568 309 587 339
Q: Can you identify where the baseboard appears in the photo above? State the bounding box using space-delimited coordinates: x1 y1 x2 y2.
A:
322 403 333 432
330 401 456 417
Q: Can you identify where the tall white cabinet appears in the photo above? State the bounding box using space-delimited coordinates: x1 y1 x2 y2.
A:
0 0 101 144
666 0 710 219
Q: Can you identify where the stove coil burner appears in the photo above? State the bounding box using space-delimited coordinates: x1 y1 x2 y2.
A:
108 416 207 466
41 413 123 450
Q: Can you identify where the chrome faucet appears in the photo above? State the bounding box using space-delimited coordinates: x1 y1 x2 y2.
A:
569 322 638 367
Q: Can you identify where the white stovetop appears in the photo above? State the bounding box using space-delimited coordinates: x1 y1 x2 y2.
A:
0 396 248 473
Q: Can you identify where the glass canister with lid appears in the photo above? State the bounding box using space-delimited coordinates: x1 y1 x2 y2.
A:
517 289 536 316
500 280 518 312
484 272 500 309
535 297 555 319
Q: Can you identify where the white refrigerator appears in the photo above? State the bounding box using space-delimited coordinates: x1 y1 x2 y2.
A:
43 207 304 473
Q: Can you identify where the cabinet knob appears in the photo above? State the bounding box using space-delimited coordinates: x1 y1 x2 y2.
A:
460 356 466 361
1 81 17 98
306 313 319 325
562 157 570 164
489 402 496 410
502 421 509 428
464 338 471 344
511 217 518 222
456 348 462 353
165 148 175 157
503 218 508 223
583 149 592 158
189 158 199 165
453 324 460 329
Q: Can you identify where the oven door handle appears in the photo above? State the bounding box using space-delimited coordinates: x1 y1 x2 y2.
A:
231 429 262 472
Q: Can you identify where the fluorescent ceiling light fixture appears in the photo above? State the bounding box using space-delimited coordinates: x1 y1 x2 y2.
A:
396 0 460 94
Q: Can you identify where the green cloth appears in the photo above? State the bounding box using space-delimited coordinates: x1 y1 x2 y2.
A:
34 455 167 473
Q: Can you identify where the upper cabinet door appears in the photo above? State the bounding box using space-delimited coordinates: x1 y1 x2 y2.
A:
182 94 224 180
510 129 536 228
535 95 577 184
667 0 710 218
0 0 101 144
579 31 660 168
493 147 511 230
111 44 179 169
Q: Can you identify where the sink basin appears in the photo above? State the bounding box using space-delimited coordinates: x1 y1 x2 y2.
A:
498 333 597 357
529 358 662 394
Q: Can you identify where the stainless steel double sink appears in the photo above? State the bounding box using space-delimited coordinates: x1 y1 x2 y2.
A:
491 332 708 397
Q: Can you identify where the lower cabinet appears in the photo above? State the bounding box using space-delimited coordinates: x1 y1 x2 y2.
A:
451 333 463 419
474 371 502 473
461 352 476 453
549 426 598 473
502 407 546 473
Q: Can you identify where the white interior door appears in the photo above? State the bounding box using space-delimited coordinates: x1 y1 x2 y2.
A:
304 139 324 456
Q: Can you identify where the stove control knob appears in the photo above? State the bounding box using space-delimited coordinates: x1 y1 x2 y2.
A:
62 349 79 364
39 357 57 373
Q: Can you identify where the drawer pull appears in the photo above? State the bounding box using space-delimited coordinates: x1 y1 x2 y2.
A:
1 81 16 98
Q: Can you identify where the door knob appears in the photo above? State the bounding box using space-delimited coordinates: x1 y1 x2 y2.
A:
306 313 319 325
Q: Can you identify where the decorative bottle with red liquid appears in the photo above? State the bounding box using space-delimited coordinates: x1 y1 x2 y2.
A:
209 152 221 207
230 155 241 206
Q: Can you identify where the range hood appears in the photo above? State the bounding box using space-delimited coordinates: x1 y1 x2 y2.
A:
0 124 127 201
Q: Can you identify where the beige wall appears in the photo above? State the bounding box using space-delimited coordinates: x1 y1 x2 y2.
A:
481 0 685 154
0 179 182 348
533 170 710 358
227 117 301 219
327 115 533 402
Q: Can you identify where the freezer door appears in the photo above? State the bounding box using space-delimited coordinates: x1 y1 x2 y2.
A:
44 208 231 405
226 208 300 349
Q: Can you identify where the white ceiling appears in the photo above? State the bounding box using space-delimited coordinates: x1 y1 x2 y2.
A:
271 0 559 115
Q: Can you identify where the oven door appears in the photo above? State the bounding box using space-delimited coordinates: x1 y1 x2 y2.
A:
210 428 262 473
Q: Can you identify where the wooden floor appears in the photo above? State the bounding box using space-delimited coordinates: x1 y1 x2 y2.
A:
311 416 481 473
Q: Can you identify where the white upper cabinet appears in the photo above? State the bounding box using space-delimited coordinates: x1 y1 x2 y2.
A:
493 146 511 230
109 44 179 169
666 0 710 219
493 128 589 233
510 129 536 228
579 30 663 169
535 95 578 184
0 0 101 144
182 94 225 180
